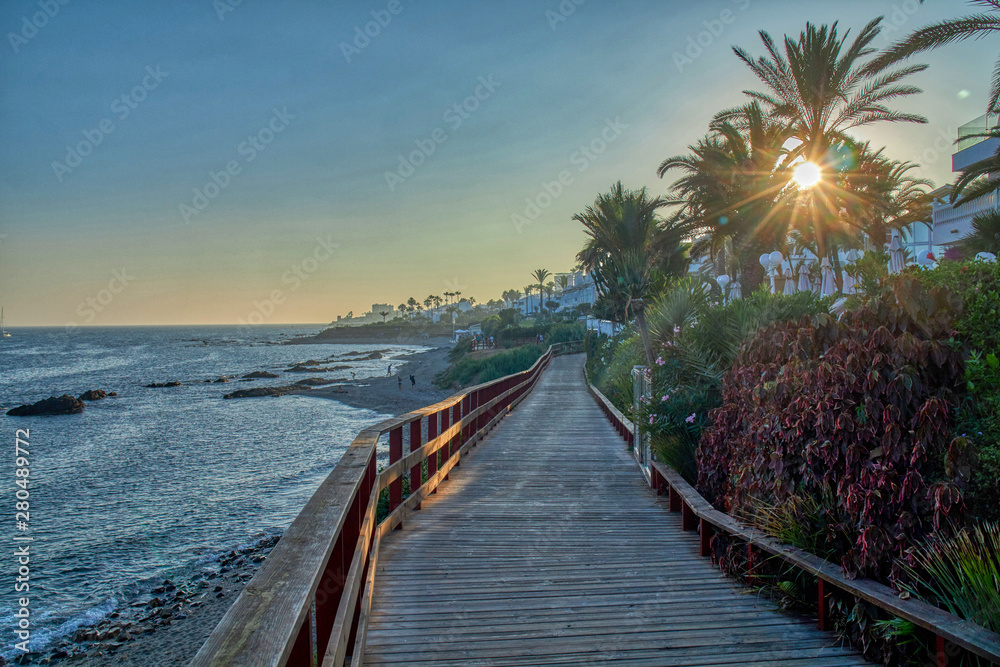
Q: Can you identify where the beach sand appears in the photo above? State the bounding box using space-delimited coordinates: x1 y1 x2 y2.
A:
301 344 455 415
27 343 458 666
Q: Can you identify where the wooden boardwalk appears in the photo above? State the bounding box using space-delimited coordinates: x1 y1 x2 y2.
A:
363 355 872 666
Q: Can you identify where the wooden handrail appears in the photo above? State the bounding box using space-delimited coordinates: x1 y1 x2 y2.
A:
193 340 584 666
585 379 1000 666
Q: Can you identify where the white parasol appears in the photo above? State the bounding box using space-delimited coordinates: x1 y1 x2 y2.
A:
820 257 836 297
888 234 905 275
797 261 812 293
783 265 796 295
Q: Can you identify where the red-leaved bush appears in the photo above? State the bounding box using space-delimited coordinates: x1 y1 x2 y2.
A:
698 277 968 582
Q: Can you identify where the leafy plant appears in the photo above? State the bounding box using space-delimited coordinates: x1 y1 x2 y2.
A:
699 276 967 582
899 522 1000 633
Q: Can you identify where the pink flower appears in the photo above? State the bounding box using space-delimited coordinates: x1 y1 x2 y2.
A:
654 356 665 366
685 413 696 424
661 394 670 402
648 415 656 425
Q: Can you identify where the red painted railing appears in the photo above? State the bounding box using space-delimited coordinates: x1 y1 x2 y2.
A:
586 378 1000 667
193 340 583 666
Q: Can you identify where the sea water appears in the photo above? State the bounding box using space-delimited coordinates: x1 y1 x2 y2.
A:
0 325 416 657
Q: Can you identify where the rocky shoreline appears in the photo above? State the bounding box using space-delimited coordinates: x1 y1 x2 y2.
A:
12 535 281 665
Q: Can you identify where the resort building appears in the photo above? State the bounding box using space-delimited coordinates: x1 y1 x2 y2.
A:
902 114 999 258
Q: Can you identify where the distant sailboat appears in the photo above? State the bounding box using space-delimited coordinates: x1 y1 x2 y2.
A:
1 308 10 338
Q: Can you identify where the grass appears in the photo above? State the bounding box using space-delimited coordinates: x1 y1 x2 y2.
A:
899 522 1000 633
433 344 544 389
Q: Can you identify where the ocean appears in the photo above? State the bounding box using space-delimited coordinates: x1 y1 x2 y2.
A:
0 325 419 658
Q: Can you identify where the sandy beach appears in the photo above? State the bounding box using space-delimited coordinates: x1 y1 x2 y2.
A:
300 344 455 415
22 342 457 666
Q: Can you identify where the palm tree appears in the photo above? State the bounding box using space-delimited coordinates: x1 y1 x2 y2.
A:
869 0 1000 112
958 209 1000 255
508 289 522 311
379 310 390 323
574 181 689 366
722 19 927 163
532 269 550 314
432 295 443 310
523 285 534 315
396 303 406 318
660 101 796 288
557 275 570 292
424 296 433 311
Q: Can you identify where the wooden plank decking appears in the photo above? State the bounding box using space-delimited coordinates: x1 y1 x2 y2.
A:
363 355 872 666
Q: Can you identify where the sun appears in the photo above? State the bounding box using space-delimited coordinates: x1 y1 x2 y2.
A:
792 161 822 188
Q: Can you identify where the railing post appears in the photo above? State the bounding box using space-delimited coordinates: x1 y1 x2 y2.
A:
389 426 403 522
681 501 696 531
817 579 827 631
699 518 713 557
451 400 463 470
427 409 439 489
440 406 451 480
669 487 681 513
409 417 422 511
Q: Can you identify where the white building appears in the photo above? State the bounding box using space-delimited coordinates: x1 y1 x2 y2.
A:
919 114 999 256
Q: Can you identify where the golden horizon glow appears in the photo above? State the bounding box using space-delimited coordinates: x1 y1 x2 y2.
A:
792 162 822 188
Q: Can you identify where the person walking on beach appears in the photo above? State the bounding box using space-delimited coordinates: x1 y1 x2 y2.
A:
351 371 356 381
386 364 392 376
397 375 402 391
409 374 415 387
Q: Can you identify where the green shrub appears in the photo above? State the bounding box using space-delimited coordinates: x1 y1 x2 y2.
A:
915 259 1000 521
433 344 544 389
640 286 831 483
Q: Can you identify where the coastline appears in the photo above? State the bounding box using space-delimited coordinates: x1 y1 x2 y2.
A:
298 344 455 415
27 341 457 665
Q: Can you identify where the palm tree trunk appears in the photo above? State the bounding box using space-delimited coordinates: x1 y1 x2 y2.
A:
633 302 655 367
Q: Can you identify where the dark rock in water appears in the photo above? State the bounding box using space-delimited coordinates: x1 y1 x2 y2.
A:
366 351 383 359
286 364 350 373
109 391 118 397
223 385 311 399
79 389 108 401
145 381 181 388
213 377 229 383
7 395 84 416
293 377 338 387
242 371 279 379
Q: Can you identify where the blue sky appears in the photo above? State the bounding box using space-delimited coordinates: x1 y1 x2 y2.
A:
0 0 992 325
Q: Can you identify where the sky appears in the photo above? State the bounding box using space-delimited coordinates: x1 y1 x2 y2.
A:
0 0 993 326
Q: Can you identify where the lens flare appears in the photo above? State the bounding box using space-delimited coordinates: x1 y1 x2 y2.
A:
792 162 822 188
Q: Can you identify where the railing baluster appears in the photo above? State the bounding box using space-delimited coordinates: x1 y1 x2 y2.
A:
410 417 422 511
428 409 439 490
440 406 451 480
389 426 403 522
